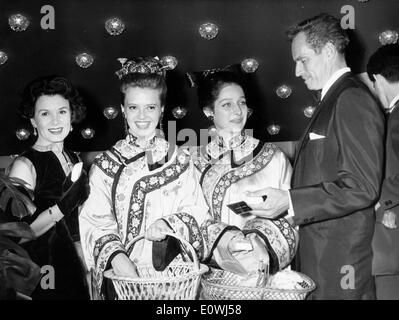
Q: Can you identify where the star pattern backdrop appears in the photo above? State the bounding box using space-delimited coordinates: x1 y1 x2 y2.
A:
0 0 398 155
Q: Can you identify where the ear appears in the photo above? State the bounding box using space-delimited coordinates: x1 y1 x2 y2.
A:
323 42 336 59
30 118 37 128
120 104 125 114
373 74 385 83
203 106 214 119
161 106 164 113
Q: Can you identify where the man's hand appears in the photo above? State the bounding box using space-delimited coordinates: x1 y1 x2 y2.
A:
246 187 290 219
146 219 173 241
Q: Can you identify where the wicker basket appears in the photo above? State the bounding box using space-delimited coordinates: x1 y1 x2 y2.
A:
201 268 316 300
104 232 208 300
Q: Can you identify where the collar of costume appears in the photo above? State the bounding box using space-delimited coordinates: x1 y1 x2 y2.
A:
113 134 172 171
216 131 246 150
127 132 157 150
205 132 259 166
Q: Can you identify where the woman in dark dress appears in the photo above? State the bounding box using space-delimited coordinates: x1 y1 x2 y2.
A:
7 75 90 299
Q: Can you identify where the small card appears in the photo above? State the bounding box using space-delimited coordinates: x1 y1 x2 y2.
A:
227 201 253 215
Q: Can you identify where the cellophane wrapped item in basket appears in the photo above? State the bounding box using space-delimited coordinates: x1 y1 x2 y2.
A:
201 267 316 300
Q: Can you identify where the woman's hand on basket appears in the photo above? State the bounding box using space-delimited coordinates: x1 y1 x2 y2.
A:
146 219 173 241
111 253 139 278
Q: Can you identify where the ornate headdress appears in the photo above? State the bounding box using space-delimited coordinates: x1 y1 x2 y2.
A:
115 56 168 79
185 63 243 88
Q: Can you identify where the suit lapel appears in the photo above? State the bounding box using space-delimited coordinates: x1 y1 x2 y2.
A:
293 72 351 170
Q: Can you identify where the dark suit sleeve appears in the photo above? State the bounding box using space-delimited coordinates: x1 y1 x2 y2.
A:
378 113 399 214
291 88 385 225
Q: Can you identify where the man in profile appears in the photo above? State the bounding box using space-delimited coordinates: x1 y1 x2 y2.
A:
367 43 399 300
247 13 385 299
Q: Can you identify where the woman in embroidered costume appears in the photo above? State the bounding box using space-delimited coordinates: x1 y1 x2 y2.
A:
79 57 209 299
189 70 299 279
6 76 90 299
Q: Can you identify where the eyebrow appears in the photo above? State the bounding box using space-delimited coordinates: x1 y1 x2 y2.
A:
218 96 245 102
37 106 69 112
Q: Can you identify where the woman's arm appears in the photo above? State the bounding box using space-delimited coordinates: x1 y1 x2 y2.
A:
8 157 64 241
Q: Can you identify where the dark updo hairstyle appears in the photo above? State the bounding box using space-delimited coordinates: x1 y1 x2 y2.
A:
19 75 86 123
197 71 247 111
119 73 167 106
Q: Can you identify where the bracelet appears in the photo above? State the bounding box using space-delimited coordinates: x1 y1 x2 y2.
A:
49 207 57 224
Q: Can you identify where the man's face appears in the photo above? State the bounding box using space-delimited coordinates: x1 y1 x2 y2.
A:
291 32 330 91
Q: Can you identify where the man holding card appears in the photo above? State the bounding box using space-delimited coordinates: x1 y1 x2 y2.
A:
247 13 385 299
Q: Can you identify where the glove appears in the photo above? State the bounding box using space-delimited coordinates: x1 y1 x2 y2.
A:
56 169 90 216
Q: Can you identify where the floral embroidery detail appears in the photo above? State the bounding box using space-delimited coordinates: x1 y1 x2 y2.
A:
211 144 277 220
125 149 190 248
93 239 125 297
93 234 122 264
244 217 298 270
163 212 204 260
94 152 122 178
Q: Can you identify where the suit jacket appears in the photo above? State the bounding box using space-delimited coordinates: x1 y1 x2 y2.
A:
372 102 399 276
290 72 385 299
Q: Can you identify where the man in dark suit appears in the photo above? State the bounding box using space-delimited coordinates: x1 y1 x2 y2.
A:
247 13 385 299
367 44 399 300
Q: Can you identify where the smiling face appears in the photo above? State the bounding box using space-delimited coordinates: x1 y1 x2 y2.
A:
123 86 163 142
291 32 331 91
31 94 72 146
212 84 248 135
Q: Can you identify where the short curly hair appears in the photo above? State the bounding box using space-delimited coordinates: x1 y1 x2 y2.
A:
19 75 86 123
286 13 349 54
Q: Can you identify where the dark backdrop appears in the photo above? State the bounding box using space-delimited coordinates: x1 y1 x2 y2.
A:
0 0 397 155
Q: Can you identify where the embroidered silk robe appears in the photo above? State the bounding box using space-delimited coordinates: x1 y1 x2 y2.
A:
79 135 210 298
191 134 298 274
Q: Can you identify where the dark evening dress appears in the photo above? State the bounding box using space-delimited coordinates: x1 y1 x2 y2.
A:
12 148 89 300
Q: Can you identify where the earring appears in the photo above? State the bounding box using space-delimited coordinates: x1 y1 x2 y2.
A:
33 127 37 136
123 117 129 136
203 108 214 122
156 112 165 139
159 111 164 132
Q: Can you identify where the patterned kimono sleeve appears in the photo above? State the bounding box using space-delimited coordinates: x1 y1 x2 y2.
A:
161 157 213 261
188 147 241 263
240 150 298 274
79 160 125 294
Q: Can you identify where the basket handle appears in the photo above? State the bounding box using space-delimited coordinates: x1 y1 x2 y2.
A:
125 232 200 272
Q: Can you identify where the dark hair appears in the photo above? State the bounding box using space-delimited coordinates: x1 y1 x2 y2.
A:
19 75 86 123
119 73 167 106
286 13 349 54
198 71 246 111
367 44 399 83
